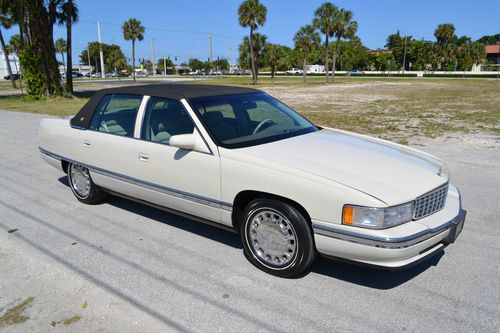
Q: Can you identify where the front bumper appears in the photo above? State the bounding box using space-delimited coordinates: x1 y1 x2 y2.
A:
312 185 466 269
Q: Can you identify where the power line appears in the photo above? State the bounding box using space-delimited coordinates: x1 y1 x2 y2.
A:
79 19 240 40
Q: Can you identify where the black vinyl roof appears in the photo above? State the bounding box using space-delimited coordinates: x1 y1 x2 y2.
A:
71 83 261 128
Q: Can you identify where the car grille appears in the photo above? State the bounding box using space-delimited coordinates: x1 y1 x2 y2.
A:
413 185 448 220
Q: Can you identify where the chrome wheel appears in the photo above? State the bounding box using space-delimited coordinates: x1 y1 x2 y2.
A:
247 208 298 268
70 164 91 199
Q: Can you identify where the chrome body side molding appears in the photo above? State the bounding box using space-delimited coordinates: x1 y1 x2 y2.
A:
39 147 233 212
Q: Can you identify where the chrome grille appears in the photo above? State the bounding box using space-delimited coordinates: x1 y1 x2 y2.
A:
413 185 448 220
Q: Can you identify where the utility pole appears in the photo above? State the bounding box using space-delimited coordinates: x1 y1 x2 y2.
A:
164 55 167 76
151 38 156 76
87 42 92 75
229 48 232 73
97 21 105 78
402 35 408 74
209 32 213 73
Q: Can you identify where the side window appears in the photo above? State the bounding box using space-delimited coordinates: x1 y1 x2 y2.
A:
141 97 195 145
89 94 143 137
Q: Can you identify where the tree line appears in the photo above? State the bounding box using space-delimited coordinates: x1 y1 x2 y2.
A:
0 0 497 96
237 0 493 84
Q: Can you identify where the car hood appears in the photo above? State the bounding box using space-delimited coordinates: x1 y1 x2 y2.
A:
237 128 448 205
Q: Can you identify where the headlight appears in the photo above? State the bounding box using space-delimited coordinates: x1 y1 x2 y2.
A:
342 202 414 229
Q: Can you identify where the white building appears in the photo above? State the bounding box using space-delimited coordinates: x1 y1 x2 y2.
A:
0 50 20 78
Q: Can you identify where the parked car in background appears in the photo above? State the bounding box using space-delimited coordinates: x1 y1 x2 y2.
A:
286 68 303 75
38 84 466 277
4 73 22 80
347 70 365 76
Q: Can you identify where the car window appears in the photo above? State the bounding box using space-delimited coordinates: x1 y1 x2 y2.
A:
141 97 195 145
190 92 317 148
247 100 294 125
90 94 143 137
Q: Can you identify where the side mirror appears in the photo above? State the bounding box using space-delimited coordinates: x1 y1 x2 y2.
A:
169 130 210 154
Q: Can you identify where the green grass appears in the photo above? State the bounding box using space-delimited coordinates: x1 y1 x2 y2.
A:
0 297 34 327
0 95 87 116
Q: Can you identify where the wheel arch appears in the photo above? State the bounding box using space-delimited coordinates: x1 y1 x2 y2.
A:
61 160 69 174
231 190 312 231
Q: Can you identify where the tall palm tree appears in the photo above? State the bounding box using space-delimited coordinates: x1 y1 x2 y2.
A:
238 0 266 85
331 8 357 81
313 2 337 83
294 25 320 83
238 33 267 75
264 43 284 80
434 23 456 70
0 2 17 88
434 23 455 46
58 0 78 94
122 18 145 82
55 38 67 71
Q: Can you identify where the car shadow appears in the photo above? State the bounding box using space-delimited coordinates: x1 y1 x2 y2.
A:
310 252 444 289
58 176 441 288
58 176 242 249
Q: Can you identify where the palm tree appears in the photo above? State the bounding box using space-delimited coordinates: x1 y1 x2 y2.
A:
55 38 67 71
238 0 266 85
313 2 337 83
434 23 456 70
264 44 284 80
294 25 320 83
8 34 22 53
58 0 78 94
331 8 357 81
122 18 145 82
0 2 16 88
434 23 455 46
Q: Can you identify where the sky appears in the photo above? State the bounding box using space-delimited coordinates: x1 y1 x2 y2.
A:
2 0 499 65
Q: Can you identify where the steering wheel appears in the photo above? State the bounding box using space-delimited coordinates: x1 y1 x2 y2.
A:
253 119 275 134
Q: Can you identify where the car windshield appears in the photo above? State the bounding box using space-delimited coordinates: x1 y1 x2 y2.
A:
189 92 318 148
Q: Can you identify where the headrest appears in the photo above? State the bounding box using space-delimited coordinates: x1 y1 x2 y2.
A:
203 111 223 123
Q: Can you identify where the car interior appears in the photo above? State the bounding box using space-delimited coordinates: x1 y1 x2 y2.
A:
143 100 195 145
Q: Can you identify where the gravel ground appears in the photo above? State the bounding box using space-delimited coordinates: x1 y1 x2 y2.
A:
0 110 499 332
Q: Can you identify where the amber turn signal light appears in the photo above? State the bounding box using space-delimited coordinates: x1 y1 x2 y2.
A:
343 206 353 225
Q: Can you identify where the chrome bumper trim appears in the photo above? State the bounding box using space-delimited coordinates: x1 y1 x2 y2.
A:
312 209 466 249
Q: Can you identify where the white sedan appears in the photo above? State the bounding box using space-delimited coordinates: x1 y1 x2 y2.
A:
39 84 466 277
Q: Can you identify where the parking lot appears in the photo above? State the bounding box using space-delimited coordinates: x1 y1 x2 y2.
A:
0 108 499 332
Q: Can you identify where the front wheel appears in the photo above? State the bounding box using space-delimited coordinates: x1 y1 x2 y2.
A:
241 198 316 277
67 163 106 204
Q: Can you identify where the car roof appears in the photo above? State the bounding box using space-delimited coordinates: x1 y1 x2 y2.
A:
93 83 260 100
71 84 261 129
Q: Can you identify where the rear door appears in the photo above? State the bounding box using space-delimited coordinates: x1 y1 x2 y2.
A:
132 96 222 223
79 93 146 197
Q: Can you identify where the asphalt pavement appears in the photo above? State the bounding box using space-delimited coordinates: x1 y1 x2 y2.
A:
0 110 498 332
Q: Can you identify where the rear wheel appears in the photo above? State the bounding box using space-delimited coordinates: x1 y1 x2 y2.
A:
241 198 316 277
67 163 106 204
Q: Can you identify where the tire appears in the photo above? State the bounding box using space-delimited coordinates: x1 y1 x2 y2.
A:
67 162 106 204
240 198 316 277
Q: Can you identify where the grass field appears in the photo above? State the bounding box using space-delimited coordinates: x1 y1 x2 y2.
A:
0 76 498 143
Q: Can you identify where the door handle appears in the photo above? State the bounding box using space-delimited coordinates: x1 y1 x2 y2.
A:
138 153 149 162
82 139 91 148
